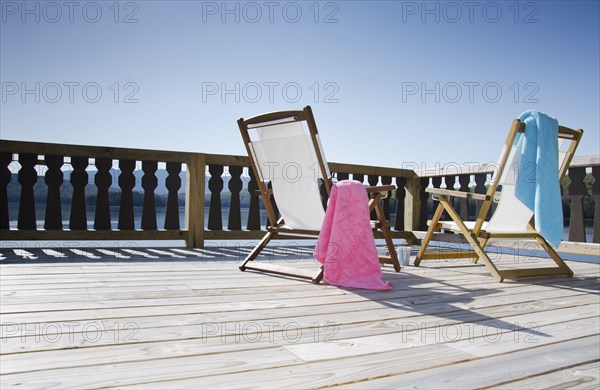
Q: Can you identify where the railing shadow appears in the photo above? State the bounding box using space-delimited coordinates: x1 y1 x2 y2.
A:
0 245 317 264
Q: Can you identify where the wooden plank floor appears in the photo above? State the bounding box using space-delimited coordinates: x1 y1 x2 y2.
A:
1 245 599 389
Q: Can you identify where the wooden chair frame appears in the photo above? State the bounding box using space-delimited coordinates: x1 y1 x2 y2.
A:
414 119 584 282
238 106 400 283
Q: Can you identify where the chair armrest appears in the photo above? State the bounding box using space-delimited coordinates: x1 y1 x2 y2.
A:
426 187 490 201
255 189 273 196
365 185 396 193
258 186 396 197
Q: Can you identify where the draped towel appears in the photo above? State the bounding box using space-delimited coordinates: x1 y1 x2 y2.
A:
314 180 392 290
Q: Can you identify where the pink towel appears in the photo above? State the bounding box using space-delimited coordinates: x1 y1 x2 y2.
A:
314 180 392 290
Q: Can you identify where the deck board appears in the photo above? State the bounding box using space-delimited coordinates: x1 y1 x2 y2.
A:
1 246 598 389
336 336 600 390
492 361 600 389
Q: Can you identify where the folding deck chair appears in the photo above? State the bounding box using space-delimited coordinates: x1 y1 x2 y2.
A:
238 106 400 283
415 119 583 282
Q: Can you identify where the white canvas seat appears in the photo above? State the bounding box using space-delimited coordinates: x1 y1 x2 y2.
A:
249 123 326 231
438 136 570 236
415 119 583 282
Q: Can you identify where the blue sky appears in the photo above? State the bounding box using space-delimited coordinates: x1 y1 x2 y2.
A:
1 0 599 168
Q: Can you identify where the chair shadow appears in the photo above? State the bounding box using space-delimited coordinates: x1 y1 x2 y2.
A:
335 269 552 339
512 275 600 294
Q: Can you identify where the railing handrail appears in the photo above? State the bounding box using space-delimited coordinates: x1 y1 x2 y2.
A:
1 139 418 178
416 153 600 178
4 138 595 176
329 162 416 178
0 139 193 164
416 164 496 178
570 154 600 168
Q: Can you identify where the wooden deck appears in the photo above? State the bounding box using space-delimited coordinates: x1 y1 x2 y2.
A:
1 245 599 389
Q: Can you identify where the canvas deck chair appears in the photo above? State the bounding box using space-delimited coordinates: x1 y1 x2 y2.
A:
238 106 400 283
414 119 583 282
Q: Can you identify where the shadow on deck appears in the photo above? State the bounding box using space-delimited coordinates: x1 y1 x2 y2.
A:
1 245 599 389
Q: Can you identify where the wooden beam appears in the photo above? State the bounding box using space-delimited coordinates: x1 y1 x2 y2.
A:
242 262 323 283
404 176 421 231
0 139 192 163
499 267 571 280
329 162 416 179
185 154 205 248
419 251 478 260
426 187 490 201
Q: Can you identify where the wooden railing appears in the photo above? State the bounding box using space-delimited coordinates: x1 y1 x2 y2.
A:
411 154 600 247
1 140 597 250
0 140 193 242
184 155 418 242
0 140 416 247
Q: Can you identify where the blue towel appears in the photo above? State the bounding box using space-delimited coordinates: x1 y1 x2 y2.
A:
515 111 562 247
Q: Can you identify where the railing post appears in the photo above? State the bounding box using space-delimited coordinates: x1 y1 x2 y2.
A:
394 177 406 231
185 153 206 248
592 166 599 243
567 167 586 242
0 152 12 229
404 176 421 231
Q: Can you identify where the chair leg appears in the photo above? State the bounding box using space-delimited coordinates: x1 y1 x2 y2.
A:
313 266 324 284
374 198 401 272
239 230 275 271
414 202 444 266
438 197 504 282
370 194 401 272
472 237 489 264
535 235 574 277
